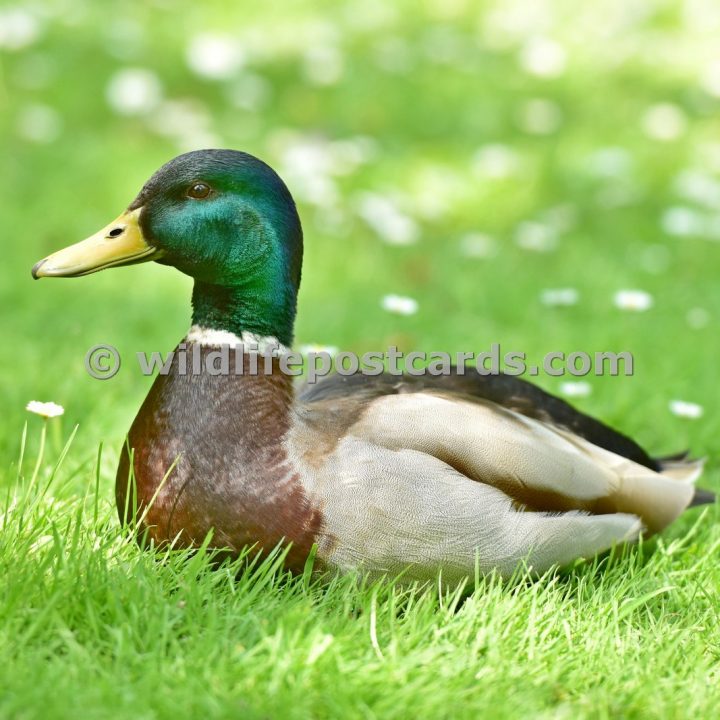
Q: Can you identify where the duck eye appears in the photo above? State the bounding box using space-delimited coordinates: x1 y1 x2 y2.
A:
187 182 212 199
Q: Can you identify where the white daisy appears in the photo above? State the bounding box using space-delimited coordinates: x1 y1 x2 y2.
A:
298 344 339 358
517 99 563 135
700 58 720 98
302 45 344 86
541 204 577 233
0 7 40 51
275 136 357 207
540 288 579 307
471 144 520 180
613 290 654 312
147 99 211 140
459 233 497 259
519 37 567 78
587 147 633 178
26 401 64 419
226 73 271 111
186 34 244 80
330 137 378 173
641 103 687 142
674 170 720 210
514 222 558 252
559 381 592 398
669 400 703 419
356 193 419 246
381 294 419 316
106 68 162 116
661 206 705 237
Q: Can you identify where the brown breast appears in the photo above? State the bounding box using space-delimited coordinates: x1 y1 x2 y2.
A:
115 344 324 571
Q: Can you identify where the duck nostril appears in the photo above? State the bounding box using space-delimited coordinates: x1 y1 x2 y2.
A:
107 227 125 238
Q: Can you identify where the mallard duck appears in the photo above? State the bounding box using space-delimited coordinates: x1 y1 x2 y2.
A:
32 150 714 585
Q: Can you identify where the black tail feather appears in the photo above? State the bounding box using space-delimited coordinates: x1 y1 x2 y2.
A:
690 488 716 508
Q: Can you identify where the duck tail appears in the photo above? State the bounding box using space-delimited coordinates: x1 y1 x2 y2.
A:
610 454 713 534
656 455 705 483
656 455 715 508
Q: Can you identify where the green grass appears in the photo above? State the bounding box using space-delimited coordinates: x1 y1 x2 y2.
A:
2 0 720 717
2 448 719 719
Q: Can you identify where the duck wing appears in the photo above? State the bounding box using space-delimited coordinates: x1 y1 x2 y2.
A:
298 370 712 524
300 369 657 467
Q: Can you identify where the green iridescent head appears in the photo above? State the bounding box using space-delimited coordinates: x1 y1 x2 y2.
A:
32 150 304 345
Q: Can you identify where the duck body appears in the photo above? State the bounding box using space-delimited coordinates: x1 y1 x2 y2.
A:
119 336 706 584
33 149 714 585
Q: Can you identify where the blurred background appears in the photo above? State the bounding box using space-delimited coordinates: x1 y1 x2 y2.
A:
2 0 720 484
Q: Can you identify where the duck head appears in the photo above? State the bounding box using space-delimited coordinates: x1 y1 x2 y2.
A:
32 149 303 345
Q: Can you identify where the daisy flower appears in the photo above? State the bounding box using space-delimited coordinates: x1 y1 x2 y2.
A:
613 290 653 312
669 400 703 419
26 401 64 419
540 288 579 307
381 294 418 316
559 382 592 398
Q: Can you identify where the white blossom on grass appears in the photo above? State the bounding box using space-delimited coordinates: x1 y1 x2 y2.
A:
519 37 567 78
186 34 244 80
613 290 654 312
669 400 703 419
673 170 720 210
147 99 211 138
586 147 633 178
459 233 497 259
641 103 687 141
0 7 40 51
517 99 563 135
661 206 705 237
381 295 419 316
514 222 558 252
278 138 340 207
559 381 592 398
700 59 720 98
471 144 521 180
302 45 344 86
274 134 377 209
540 204 577 233
26 401 64 419
356 193 419 246
540 288 579 307
298 344 339 358
146 99 220 151
226 73 272 111
330 137 378 172
106 68 162 116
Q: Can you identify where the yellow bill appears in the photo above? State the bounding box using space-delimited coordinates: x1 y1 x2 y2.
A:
32 208 161 279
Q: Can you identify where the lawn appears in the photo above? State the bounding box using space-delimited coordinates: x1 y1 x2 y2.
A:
2 1 720 717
